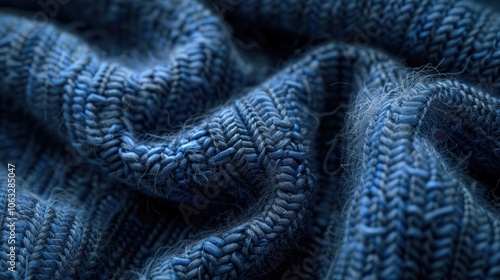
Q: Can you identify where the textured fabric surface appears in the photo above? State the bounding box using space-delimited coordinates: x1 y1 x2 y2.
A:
1 0 500 279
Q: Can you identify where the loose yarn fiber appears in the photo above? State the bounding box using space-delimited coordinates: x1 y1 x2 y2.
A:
1 0 500 279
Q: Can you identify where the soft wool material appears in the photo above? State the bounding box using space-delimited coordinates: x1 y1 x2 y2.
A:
1 0 500 279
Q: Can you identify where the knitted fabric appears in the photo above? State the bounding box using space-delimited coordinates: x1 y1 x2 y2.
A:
1 0 500 279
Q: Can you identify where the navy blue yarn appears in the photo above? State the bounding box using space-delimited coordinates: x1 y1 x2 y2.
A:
1 0 500 279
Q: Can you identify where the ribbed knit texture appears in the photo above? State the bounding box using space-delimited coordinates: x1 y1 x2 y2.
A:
1 0 500 279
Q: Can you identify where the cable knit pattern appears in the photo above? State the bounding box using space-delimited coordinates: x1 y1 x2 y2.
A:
1 0 500 279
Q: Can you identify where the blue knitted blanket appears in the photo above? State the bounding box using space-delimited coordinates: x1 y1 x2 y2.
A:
1 0 500 279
